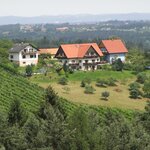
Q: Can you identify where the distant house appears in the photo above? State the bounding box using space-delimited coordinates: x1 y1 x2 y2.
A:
99 39 128 63
55 43 103 70
38 48 58 59
9 43 39 67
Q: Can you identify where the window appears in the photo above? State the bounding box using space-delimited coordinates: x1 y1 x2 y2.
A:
79 60 82 63
23 62 26 64
30 55 33 58
10 60 13 62
85 60 88 63
24 49 27 52
10 55 13 59
22 55 26 59
33 55 36 58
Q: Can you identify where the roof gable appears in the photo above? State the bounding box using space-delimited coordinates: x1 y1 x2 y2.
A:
9 43 38 53
56 43 103 59
101 39 128 54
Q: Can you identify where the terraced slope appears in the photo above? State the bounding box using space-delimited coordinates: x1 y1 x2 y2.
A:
0 66 45 113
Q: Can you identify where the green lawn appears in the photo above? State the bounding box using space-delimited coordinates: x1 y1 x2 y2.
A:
30 70 149 111
68 70 135 81
31 70 135 83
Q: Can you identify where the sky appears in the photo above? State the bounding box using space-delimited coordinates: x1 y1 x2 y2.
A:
0 0 150 16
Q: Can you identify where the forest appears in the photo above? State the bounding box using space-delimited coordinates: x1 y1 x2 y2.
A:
0 21 150 51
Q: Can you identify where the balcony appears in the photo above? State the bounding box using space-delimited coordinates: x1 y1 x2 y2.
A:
83 62 97 65
83 61 107 66
84 55 98 58
68 63 79 66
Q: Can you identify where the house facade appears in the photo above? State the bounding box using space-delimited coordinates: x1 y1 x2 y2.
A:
9 43 39 67
99 39 128 63
55 43 103 71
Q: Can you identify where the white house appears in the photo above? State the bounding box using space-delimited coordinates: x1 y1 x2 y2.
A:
55 43 103 71
99 39 128 63
9 43 39 67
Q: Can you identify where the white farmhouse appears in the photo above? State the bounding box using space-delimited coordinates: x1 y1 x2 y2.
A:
55 43 103 71
9 43 39 67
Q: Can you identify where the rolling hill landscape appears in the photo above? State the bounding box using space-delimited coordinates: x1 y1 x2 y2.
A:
0 0 150 149
1 13 150 25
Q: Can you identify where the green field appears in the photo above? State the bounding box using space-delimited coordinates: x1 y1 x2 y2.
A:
31 70 135 83
31 70 149 111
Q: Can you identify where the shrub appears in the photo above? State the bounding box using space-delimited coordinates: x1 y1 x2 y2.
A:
81 78 91 87
112 58 124 71
84 85 95 94
81 80 86 87
68 68 74 74
132 64 145 74
128 82 140 91
25 65 33 76
129 89 141 99
101 64 111 70
136 73 147 84
123 63 133 71
101 91 110 100
58 77 68 85
58 68 65 76
107 77 117 86
143 79 150 98
96 78 107 87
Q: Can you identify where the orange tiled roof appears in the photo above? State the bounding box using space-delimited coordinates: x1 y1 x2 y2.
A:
58 43 103 58
101 39 128 54
39 48 58 55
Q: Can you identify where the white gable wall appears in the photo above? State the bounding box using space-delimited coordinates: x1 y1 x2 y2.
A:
9 45 38 67
107 53 126 63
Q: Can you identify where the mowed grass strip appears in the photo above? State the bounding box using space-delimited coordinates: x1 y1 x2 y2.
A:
68 70 135 81
31 70 135 84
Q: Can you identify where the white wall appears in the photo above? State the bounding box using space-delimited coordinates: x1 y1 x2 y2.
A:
107 53 126 63
9 53 19 61
9 45 38 67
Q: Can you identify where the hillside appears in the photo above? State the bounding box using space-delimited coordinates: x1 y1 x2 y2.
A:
0 65 44 113
1 13 150 25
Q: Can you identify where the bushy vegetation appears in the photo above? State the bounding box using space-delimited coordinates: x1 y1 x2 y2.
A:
84 85 96 94
101 91 110 100
80 77 91 87
136 72 148 84
58 77 68 85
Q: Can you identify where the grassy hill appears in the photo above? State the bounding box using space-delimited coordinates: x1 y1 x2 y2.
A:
0 65 45 114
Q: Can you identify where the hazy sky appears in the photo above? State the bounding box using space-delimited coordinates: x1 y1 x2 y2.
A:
0 0 150 16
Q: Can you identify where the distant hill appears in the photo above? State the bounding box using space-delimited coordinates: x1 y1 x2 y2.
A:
0 13 150 25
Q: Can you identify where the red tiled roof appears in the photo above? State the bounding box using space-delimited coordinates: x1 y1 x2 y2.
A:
101 39 128 54
58 43 103 58
39 48 58 55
